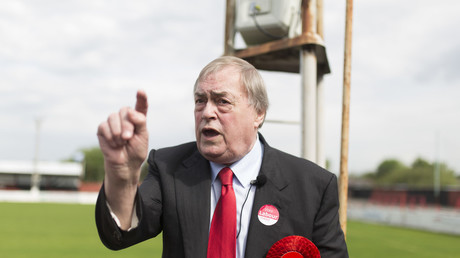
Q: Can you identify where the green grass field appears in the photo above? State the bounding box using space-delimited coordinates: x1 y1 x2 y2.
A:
1 202 459 257
346 219 460 258
0 202 161 258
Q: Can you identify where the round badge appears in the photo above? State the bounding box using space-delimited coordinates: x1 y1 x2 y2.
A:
258 204 279 226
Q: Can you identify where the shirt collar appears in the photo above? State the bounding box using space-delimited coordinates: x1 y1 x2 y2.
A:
210 135 264 188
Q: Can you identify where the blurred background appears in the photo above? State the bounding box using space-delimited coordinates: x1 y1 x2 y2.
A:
0 0 459 257
1 0 459 176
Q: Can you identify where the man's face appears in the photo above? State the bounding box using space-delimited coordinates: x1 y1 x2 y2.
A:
194 66 264 165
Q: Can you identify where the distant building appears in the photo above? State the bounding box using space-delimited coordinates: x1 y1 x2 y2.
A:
0 160 84 190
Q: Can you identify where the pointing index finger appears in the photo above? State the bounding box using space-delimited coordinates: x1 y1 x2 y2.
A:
135 90 148 115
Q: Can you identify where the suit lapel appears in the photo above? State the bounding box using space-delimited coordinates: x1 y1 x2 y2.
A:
173 135 290 257
245 139 292 257
175 150 211 258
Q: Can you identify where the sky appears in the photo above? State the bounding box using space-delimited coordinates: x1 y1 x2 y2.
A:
1 0 459 176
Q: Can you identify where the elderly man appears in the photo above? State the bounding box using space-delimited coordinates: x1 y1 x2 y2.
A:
95 56 348 257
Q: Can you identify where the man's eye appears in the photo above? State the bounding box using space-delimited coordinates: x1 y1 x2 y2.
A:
218 99 230 105
195 99 205 104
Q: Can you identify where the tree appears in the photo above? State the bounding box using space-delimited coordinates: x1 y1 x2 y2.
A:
411 158 431 170
76 146 150 183
140 162 149 181
376 159 406 179
373 157 458 187
80 146 105 182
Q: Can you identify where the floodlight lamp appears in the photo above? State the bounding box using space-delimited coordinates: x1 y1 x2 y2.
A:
236 0 301 46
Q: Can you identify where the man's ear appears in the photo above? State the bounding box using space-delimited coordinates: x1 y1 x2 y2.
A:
254 111 265 129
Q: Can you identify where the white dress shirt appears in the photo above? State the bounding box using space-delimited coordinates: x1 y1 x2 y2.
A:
209 136 264 258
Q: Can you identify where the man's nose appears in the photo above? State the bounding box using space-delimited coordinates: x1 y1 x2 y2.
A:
202 102 217 120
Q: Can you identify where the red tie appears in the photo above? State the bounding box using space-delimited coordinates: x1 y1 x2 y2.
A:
207 167 237 258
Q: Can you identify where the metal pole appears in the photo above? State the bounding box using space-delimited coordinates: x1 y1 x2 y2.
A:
315 0 325 168
31 118 42 193
434 132 441 201
300 49 317 161
316 75 325 168
300 0 317 162
265 119 300 125
316 0 324 39
339 0 353 238
224 0 236 56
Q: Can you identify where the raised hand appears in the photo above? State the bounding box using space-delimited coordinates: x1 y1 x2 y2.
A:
97 90 149 181
96 90 149 229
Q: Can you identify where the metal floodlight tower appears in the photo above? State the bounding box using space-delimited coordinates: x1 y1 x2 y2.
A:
225 0 352 238
226 0 328 167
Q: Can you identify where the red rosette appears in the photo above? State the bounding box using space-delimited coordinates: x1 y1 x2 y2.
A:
266 235 320 258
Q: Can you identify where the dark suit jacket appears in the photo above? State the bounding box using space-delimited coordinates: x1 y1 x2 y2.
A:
96 135 348 257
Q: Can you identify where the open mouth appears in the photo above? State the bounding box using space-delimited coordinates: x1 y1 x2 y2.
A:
202 128 220 137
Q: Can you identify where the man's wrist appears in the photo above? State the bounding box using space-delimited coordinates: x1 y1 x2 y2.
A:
106 201 139 231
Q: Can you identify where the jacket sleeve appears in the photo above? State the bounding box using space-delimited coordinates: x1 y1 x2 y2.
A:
312 175 349 258
94 184 141 249
95 150 163 250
